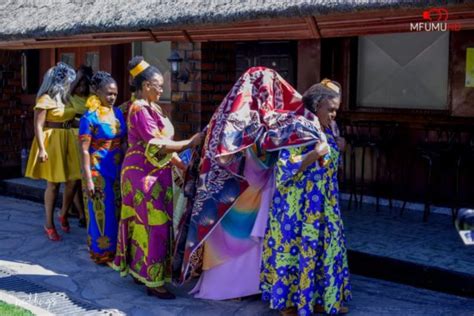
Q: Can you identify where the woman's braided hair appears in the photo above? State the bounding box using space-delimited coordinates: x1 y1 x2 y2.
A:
90 71 116 92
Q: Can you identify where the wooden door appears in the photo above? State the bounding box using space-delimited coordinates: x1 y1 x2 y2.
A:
236 41 297 86
57 46 112 72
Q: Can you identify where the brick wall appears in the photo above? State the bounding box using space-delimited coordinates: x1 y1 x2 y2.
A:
170 42 202 140
200 42 236 128
0 50 32 178
170 42 236 140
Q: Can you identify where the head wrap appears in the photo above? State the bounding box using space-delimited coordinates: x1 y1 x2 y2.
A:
320 78 341 94
130 60 150 78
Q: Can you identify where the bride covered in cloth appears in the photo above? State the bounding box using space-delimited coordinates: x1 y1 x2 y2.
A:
173 67 327 300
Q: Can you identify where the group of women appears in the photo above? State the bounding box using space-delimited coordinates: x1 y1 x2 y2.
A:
25 57 351 315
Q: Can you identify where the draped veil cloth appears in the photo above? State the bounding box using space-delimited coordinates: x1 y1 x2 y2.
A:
173 67 325 286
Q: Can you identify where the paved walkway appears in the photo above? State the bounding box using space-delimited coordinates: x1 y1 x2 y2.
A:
1 195 474 315
5 178 473 275
342 201 474 276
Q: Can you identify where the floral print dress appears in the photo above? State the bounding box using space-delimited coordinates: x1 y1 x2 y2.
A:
260 128 351 315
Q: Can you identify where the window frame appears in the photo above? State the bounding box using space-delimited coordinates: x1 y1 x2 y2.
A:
348 33 453 116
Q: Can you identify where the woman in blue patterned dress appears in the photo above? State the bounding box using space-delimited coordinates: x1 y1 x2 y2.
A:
260 79 351 315
79 71 127 264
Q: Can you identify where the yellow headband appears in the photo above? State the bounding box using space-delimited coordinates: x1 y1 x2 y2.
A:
130 61 150 78
321 78 340 94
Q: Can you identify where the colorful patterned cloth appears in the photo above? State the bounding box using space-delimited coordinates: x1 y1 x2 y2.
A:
175 67 324 282
189 147 276 300
79 100 126 264
260 128 352 315
112 100 175 287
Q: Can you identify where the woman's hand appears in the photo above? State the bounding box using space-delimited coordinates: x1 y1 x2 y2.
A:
298 141 329 173
86 179 95 198
314 141 329 158
190 132 204 147
171 153 187 171
38 149 48 163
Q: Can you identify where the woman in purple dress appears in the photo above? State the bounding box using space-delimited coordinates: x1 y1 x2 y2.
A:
112 57 202 299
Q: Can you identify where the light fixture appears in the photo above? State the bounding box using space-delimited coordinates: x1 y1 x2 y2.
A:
167 51 189 84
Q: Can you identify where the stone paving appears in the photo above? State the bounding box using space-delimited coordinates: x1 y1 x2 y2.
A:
341 201 474 276
1 195 474 315
5 178 473 276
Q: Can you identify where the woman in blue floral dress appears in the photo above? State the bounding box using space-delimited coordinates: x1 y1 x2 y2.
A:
260 79 351 315
79 71 127 264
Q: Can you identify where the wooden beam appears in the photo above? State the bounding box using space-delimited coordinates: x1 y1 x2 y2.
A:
305 16 321 39
189 30 311 41
187 23 309 35
320 19 474 37
148 29 161 42
187 17 306 29
0 39 140 50
315 4 474 36
182 30 193 43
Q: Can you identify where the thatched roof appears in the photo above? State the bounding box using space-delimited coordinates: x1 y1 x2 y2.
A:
0 0 466 41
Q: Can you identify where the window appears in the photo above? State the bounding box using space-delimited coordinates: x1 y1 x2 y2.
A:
85 51 100 72
357 32 449 110
132 41 172 101
60 53 75 68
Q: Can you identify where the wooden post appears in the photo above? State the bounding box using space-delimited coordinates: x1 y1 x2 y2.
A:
39 48 55 77
297 39 321 93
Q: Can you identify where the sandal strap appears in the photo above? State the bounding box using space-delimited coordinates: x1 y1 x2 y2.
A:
59 215 69 225
44 226 61 240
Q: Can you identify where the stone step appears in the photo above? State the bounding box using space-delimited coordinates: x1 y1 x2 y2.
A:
0 178 65 206
349 250 473 298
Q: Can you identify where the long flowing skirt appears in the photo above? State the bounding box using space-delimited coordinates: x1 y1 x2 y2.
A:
84 173 121 264
112 149 173 287
260 146 351 315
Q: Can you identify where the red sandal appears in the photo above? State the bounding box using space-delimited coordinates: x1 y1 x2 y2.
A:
58 215 70 233
44 226 61 241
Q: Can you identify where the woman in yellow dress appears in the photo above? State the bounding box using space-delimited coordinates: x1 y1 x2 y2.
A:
25 62 82 241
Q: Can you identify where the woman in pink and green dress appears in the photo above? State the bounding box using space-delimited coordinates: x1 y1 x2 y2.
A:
112 57 202 299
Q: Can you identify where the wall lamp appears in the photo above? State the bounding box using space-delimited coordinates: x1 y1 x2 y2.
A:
167 51 189 84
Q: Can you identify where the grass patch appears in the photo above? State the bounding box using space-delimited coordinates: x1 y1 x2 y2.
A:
0 300 34 316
